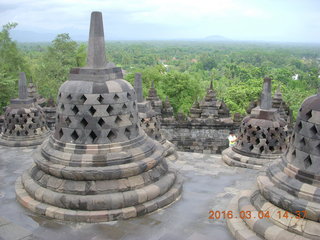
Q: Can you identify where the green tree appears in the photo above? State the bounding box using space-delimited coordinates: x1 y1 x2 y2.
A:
33 33 79 98
0 23 29 113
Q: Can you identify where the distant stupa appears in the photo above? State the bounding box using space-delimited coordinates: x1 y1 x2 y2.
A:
0 72 50 147
222 77 288 169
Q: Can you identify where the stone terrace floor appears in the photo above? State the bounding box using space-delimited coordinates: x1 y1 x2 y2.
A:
0 146 259 240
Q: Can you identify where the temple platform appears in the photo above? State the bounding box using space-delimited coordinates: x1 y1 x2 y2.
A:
0 146 258 240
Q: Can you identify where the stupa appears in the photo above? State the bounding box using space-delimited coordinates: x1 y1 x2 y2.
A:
134 73 178 161
15 12 182 222
161 96 174 120
189 80 232 122
146 81 163 114
226 90 320 239
272 86 292 125
42 98 56 130
222 77 288 169
27 81 46 107
0 72 50 147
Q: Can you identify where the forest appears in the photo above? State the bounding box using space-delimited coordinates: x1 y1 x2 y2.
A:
1 22 320 119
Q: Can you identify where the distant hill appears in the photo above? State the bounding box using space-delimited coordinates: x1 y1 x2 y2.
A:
203 35 231 41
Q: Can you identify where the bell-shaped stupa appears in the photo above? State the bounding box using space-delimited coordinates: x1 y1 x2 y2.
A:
226 90 320 239
222 77 288 169
15 12 182 222
146 81 163 114
0 72 50 147
134 73 178 161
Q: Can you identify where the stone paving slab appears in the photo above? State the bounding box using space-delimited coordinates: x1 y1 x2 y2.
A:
0 146 258 240
0 217 33 240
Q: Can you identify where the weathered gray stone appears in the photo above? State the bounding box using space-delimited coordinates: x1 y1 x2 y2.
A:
16 11 182 223
226 89 320 239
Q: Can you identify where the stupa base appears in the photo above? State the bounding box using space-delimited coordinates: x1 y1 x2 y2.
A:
0 131 50 147
161 139 178 161
227 189 320 240
222 147 281 170
15 170 183 223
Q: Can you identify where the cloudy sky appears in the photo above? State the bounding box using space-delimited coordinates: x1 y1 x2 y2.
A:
0 0 319 42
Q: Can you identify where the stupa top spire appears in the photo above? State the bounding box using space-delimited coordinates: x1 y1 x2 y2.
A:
19 72 28 99
260 77 272 110
86 11 107 68
209 79 213 90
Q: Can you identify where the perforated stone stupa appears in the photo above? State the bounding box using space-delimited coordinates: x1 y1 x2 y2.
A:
272 86 292 125
134 73 178 161
15 12 182 222
222 77 288 169
0 73 50 147
42 98 56 130
146 81 163 114
226 90 320 240
27 82 46 107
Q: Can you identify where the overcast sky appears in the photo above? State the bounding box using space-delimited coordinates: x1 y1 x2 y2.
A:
0 0 319 42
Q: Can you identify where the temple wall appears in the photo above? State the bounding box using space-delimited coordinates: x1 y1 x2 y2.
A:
161 121 239 154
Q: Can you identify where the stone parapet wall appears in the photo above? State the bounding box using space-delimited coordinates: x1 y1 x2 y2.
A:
161 121 238 153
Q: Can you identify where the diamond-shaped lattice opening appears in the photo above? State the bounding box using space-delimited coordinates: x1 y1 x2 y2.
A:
31 118 36 123
124 128 131 139
269 146 275 151
256 126 261 131
129 114 134 122
299 108 302 112
25 130 28 135
98 118 105 127
252 131 256 136
292 149 296 158
259 146 265 153
58 93 62 99
61 104 65 111
115 116 122 124
275 127 279 132
249 145 254 151
72 105 79 115
248 124 252 129
28 124 32 129
266 139 269 145
310 125 317 135
89 131 97 143
255 138 260 144
33 129 37 134
247 136 251 141
122 104 127 110
17 131 20 136
71 130 79 141
304 155 312 169
106 105 113 114
80 95 87 103
133 102 136 108
89 106 96 116
306 110 312 120
113 94 120 101
67 94 72 101
300 137 306 146
297 121 302 131
262 132 266 138
97 95 104 103
80 118 88 128
23 118 27 123
127 92 132 100
107 130 116 141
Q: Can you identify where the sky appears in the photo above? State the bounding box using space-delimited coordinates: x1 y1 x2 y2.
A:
0 0 319 43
